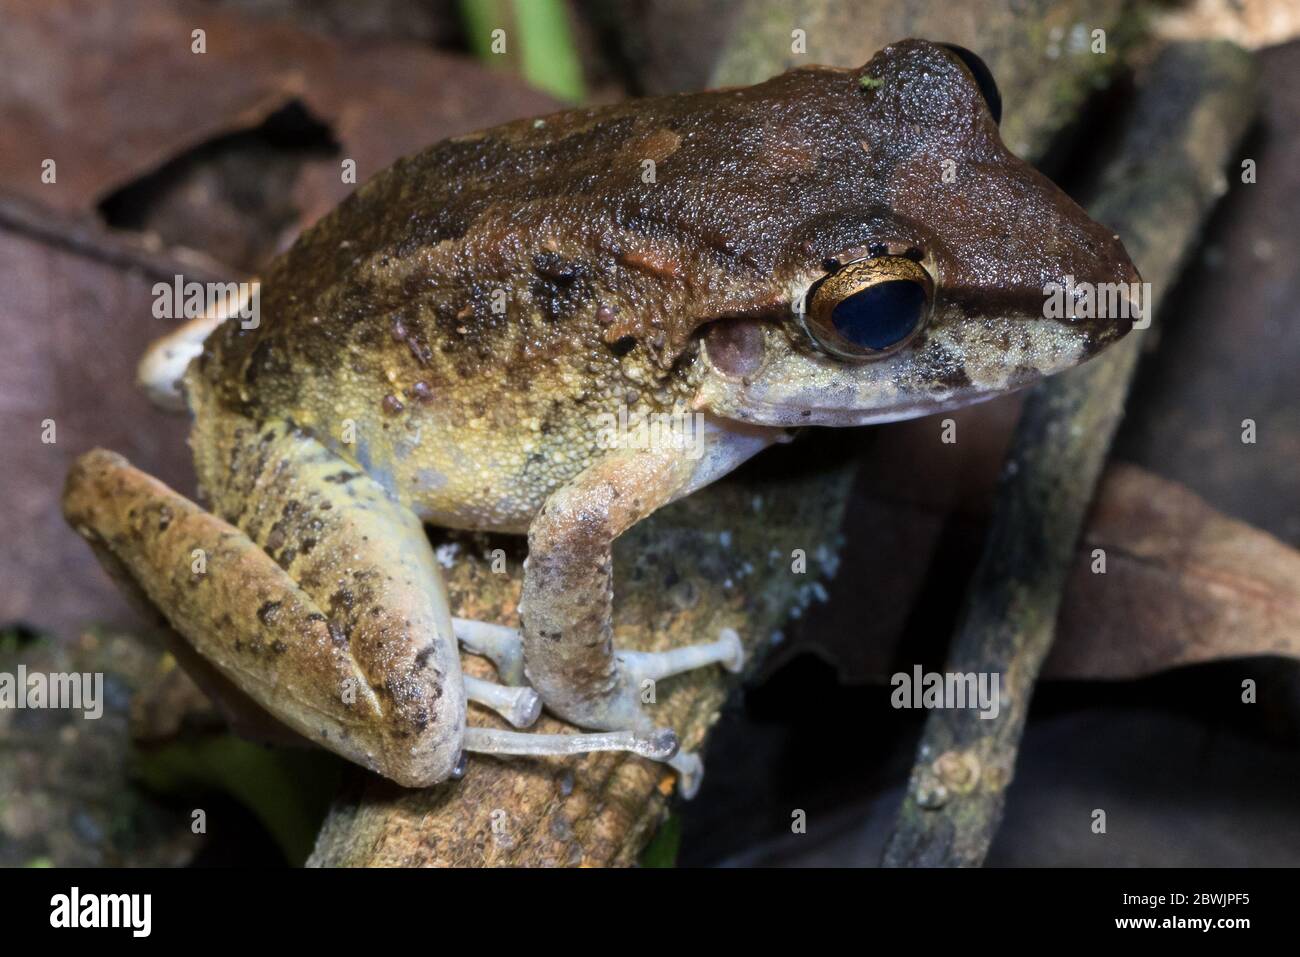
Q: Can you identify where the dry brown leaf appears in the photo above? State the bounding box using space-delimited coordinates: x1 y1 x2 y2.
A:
0 206 198 635
0 0 558 228
1047 462 1300 678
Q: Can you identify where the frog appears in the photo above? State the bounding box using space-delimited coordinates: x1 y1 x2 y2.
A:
62 39 1138 798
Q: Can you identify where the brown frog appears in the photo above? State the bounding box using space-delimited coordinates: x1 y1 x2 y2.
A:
63 40 1138 796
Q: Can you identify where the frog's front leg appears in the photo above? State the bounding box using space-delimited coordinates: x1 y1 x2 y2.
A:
517 418 779 795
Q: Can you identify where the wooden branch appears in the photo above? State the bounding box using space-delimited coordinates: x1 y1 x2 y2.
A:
882 41 1260 868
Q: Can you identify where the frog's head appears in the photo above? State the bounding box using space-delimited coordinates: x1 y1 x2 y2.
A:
694 39 1141 427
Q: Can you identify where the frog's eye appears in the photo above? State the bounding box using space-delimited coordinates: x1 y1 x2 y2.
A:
803 256 933 360
940 43 1002 125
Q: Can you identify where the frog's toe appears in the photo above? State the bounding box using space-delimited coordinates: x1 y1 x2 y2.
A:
462 726 678 762
510 629 742 797
452 619 733 795
453 617 525 686
667 750 704 800
615 627 746 687
463 675 540 728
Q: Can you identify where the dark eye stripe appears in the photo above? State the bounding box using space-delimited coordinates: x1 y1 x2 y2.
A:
830 280 926 351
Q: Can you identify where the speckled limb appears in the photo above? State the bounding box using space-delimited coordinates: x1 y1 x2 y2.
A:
521 447 696 727
518 441 757 795
63 443 468 787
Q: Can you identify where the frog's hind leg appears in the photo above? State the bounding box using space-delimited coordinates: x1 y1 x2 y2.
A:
64 433 680 785
192 420 675 764
63 445 466 786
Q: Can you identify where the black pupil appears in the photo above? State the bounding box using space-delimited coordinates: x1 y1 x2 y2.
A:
831 281 925 351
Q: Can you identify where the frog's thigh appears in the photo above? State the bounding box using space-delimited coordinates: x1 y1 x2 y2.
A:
518 419 777 793
63 444 465 787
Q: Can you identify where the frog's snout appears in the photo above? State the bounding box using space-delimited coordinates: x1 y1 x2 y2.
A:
1063 238 1147 357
